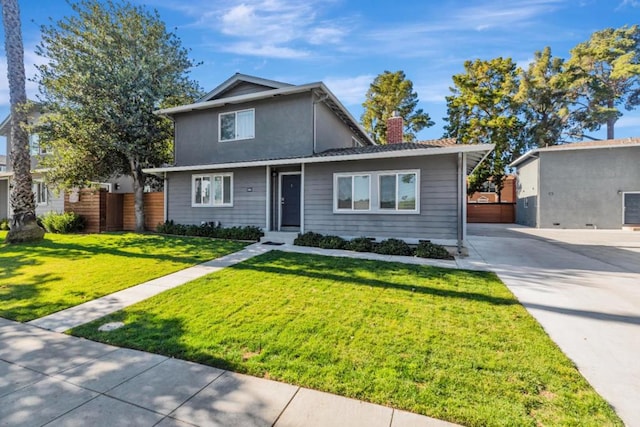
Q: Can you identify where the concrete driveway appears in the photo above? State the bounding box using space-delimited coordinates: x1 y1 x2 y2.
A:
466 224 640 426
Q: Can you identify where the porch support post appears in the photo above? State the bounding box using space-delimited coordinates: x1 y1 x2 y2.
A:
300 163 305 234
265 165 271 231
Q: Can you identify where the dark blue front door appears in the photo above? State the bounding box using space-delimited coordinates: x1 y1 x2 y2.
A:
281 174 301 227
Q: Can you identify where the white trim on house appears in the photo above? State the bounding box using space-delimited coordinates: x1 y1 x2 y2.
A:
265 165 271 231
333 173 372 213
191 172 234 208
300 163 305 233
156 82 373 146
376 170 420 213
218 108 255 142
197 74 292 102
278 171 302 230
510 140 640 168
144 144 495 176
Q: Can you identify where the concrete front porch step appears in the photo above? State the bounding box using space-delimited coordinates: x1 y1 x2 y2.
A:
622 224 640 231
260 231 299 245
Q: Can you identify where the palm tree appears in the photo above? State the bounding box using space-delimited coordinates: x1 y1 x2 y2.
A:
1 0 44 243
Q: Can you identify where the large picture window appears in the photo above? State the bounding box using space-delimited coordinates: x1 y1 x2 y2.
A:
219 109 255 142
379 172 417 211
192 173 233 207
334 170 419 214
336 174 370 211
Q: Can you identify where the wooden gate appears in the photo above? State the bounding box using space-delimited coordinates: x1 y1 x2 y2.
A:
105 193 124 231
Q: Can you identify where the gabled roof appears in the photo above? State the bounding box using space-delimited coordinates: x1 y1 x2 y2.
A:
510 137 640 167
197 73 292 103
156 80 374 146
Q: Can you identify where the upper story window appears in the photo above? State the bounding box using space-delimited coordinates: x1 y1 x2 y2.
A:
334 169 420 214
219 109 255 142
33 181 47 206
29 134 48 155
192 173 233 207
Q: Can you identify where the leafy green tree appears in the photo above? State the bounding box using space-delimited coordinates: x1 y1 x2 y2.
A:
35 0 201 232
565 25 640 139
361 70 434 144
444 58 524 200
1 0 44 243
516 47 573 148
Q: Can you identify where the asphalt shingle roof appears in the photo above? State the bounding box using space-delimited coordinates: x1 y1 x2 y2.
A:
315 138 458 157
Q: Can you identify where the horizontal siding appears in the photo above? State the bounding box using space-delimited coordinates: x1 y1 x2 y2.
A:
304 155 459 240
167 167 266 228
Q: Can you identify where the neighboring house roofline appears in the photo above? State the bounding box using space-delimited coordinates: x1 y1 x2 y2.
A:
143 143 494 176
0 101 42 136
510 137 640 168
197 73 293 102
156 81 374 146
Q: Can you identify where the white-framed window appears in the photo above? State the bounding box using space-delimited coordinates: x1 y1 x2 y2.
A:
219 109 255 142
192 173 233 207
335 174 370 211
33 181 47 206
378 172 418 211
334 169 420 214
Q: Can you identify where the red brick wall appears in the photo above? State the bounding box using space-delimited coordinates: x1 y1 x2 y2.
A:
386 116 403 144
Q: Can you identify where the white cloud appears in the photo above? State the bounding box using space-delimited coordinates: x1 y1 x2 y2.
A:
220 42 309 59
617 0 639 8
324 74 375 106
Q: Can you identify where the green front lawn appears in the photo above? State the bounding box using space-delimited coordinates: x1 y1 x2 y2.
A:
0 231 246 321
72 251 621 426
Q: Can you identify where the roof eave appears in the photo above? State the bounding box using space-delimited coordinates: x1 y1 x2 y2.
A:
143 144 494 175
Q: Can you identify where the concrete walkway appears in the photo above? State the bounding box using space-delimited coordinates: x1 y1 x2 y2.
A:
28 243 273 333
466 224 640 427
0 318 456 427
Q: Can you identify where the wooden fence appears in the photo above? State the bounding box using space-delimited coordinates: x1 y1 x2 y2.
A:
467 203 515 223
65 189 164 232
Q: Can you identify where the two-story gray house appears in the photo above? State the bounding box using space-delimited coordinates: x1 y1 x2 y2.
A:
145 74 493 250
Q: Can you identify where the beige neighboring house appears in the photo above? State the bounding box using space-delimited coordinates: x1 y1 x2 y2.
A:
0 107 133 221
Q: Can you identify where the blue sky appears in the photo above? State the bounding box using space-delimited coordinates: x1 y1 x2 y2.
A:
1 0 640 155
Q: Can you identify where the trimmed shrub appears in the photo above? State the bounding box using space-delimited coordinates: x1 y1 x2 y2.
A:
0 218 9 230
40 212 85 233
347 237 376 252
415 241 453 260
294 231 323 247
374 238 413 256
155 220 263 241
318 235 347 250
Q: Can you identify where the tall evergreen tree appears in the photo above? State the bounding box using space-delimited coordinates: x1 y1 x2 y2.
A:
361 71 433 144
444 58 524 200
1 0 45 243
516 47 573 148
35 0 201 232
565 25 640 139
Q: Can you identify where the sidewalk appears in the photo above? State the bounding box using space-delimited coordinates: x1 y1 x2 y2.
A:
27 243 273 333
27 242 485 334
0 318 457 427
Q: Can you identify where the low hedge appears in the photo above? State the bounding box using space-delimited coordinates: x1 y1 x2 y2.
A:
39 212 86 233
156 220 263 241
0 218 8 231
294 231 454 260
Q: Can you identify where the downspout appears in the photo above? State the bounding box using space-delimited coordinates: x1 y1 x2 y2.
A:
457 153 463 255
163 172 168 223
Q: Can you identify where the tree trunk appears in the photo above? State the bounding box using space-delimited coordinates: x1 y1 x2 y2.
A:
131 161 145 233
606 99 615 140
2 0 44 243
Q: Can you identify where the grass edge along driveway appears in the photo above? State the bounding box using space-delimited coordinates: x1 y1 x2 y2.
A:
72 251 622 427
0 231 247 321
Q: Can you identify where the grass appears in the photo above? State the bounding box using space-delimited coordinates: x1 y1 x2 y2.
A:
0 231 246 321
71 251 621 427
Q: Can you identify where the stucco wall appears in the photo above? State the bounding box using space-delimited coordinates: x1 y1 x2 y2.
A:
314 102 359 152
537 147 640 229
173 93 314 166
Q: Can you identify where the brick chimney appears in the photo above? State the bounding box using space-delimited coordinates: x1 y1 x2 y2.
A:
386 111 403 144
